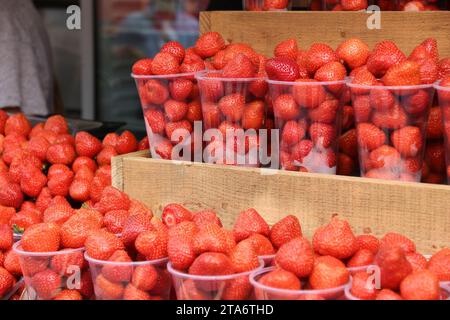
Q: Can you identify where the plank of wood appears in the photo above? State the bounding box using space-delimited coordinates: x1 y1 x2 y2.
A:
112 153 450 254
200 11 450 57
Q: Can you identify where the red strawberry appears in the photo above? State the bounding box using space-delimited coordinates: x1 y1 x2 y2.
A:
144 108 166 135
356 234 380 254
121 214 154 247
194 32 226 59
96 146 118 167
222 43 260 68
409 38 439 64
192 210 222 228
263 0 290 9
273 94 300 120
60 209 103 249
337 153 356 176
161 203 193 227
376 289 403 300
368 145 401 169
275 237 315 277
115 131 138 155
367 41 407 78
336 38 369 69
391 126 423 158
137 137 149 151
357 123 386 152
229 240 259 273
314 61 347 83
151 52 180 75
31 269 62 299
274 39 299 60
3 250 22 276
168 235 196 271
293 79 327 109
341 0 368 10
0 205 15 225
339 129 358 158
104 210 129 234
380 232 416 254
375 245 412 290
143 80 169 105
382 60 421 86
400 270 440 300
233 208 269 242
128 199 153 218
21 223 61 252
426 107 443 140
369 87 396 112
169 78 193 102
9 209 41 231
347 249 375 268
222 54 256 78
164 100 189 122
193 223 232 255
438 58 450 79
75 132 102 158
26 136 51 161
47 165 74 197
372 104 407 130
269 215 302 249
403 87 431 115
309 256 350 290
161 41 185 64
308 99 339 124
132 58 153 75
428 248 450 282
243 234 275 256
405 252 428 272
0 224 13 251
350 271 377 300
265 57 300 81
95 274 124 300
179 54 205 74
185 100 203 124
54 289 83 300
309 123 336 149
50 249 85 276
281 121 305 146
135 229 168 260
259 269 301 291
312 217 358 259
132 265 158 291
94 186 131 215
20 166 47 198
425 142 446 174
72 156 97 173
0 110 8 135
4 113 31 137
44 115 69 135
218 93 245 122
188 252 234 276
46 143 76 165
305 43 339 76
0 173 24 209
43 201 75 225
101 249 133 283
85 229 124 260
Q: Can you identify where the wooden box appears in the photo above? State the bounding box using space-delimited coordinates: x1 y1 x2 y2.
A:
112 152 450 254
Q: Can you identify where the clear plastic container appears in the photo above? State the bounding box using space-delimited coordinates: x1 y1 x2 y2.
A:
267 79 346 174
347 82 435 182
168 261 264 300
13 242 89 300
85 253 171 300
322 0 375 10
196 71 268 167
243 0 292 11
250 267 348 300
132 72 200 161
435 83 450 184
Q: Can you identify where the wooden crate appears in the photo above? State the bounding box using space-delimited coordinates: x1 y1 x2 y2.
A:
112 151 450 254
199 11 450 57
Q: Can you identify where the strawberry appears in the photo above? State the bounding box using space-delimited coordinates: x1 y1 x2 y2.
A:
132 58 153 75
233 208 270 242
229 240 259 273
273 94 300 120
380 232 416 254
293 79 327 109
151 52 180 75
194 32 226 59
128 199 153 218
4 113 31 137
102 133 119 149
417 59 439 84
405 252 428 272
165 120 193 144
281 121 305 146
54 133 75 146
339 129 358 158
264 0 289 9
0 173 24 209
132 264 158 291
50 249 85 277
309 123 336 149
179 54 205 74
337 153 356 176
369 86 396 112
221 275 253 300
425 142 446 174
161 203 192 227
372 104 407 130
54 289 83 300
160 41 185 64
168 221 198 239
0 224 13 250
22 223 61 252
350 271 377 300
192 210 222 228
95 274 124 300
101 250 133 283
75 132 102 158
314 61 347 84
31 269 62 299
169 78 193 102
3 250 21 276
382 60 421 86
312 217 358 259
19 255 48 277
137 137 149 151
305 43 339 76
259 269 301 290
0 110 8 135
188 252 234 276
391 126 423 158
135 229 168 260
274 39 298 60
243 234 275 256
347 249 375 268
60 209 103 249
438 58 450 79
123 284 151 300
218 93 245 122
104 210 129 234
115 131 138 155
193 223 231 255
94 186 130 215
46 143 76 165
222 43 260 68
269 215 302 249
356 234 380 254
427 248 450 281
185 100 203 124
96 146 118 167
368 145 401 169
367 41 407 78
0 205 15 225
72 156 97 173
308 99 339 124
404 89 432 116
336 38 369 69
26 136 51 161
144 80 169 105
356 123 386 152
9 209 41 231
375 245 412 290
265 57 300 81
168 235 196 271
47 165 74 197
222 54 256 78
400 270 440 300
409 38 439 63
43 202 75 225
376 289 403 300
164 100 189 122
275 237 314 278
144 108 166 135
309 256 350 289
426 107 443 140
20 166 47 198
85 230 124 260
44 115 69 135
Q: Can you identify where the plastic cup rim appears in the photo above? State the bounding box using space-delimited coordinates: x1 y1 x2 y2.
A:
131 71 198 80
84 251 169 267
434 83 450 92
195 70 267 82
346 77 436 91
13 241 85 257
343 281 361 301
266 78 347 86
249 266 350 296
167 259 264 281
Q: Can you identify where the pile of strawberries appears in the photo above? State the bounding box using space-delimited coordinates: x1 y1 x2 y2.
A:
312 0 446 10
321 0 370 11
397 0 447 11
244 0 291 11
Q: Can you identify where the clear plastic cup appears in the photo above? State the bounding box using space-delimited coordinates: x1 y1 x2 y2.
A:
435 83 450 184
267 79 346 174
196 71 268 167
347 82 435 182
322 0 375 10
13 242 89 300
85 253 171 300
132 72 201 161
250 267 349 300
243 0 292 11
168 260 264 300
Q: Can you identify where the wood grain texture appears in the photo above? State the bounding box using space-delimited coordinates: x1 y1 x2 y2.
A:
112 152 450 254
200 11 450 57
